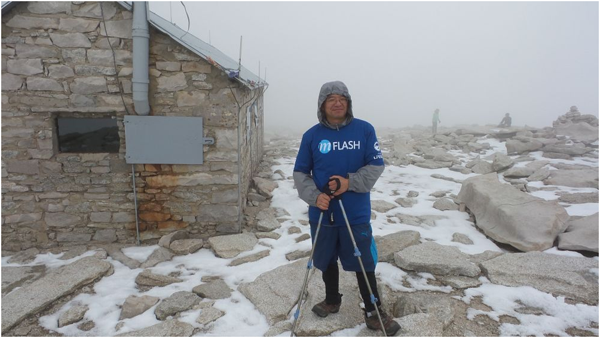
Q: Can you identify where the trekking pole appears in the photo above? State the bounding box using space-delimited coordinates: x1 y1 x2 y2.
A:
337 198 387 337
290 211 323 337
291 180 340 336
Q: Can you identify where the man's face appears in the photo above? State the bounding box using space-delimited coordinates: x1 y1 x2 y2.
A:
323 94 348 123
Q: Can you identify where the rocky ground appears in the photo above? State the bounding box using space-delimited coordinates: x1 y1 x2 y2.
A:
1 109 598 336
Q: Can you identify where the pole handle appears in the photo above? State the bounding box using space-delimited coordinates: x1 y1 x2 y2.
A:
323 178 341 198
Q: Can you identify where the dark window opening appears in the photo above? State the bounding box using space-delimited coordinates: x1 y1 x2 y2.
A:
56 117 120 153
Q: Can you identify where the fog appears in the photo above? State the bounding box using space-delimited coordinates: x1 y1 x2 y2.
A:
150 1 599 133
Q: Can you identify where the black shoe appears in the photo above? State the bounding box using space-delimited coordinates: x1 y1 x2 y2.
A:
311 294 342 317
364 308 401 336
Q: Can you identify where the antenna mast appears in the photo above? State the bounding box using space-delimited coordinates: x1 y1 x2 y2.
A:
238 36 243 72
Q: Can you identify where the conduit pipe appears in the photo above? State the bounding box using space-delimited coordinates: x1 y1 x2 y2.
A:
132 1 150 115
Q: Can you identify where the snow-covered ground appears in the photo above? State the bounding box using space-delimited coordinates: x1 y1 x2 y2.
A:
2 136 598 337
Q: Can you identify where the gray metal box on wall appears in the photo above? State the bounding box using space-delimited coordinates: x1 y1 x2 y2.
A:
124 116 214 164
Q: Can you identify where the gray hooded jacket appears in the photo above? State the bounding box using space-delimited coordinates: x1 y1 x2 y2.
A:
293 81 384 207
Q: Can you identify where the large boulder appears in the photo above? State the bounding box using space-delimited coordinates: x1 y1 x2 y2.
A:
555 122 599 144
375 230 421 262
253 177 278 198
543 169 599 189
480 252 598 303
541 144 590 156
393 292 457 329
491 153 514 172
457 173 569 251
394 242 481 277
116 319 194 337
207 232 257 258
470 161 494 175
154 291 201 320
135 270 182 287
505 139 544 155
503 166 534 178
1 257 112 333
238 260 364 335
120 295 160 320
557 213 599 253
255 209 281 232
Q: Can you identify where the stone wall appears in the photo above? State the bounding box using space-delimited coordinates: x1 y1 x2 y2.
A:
1 1 264 251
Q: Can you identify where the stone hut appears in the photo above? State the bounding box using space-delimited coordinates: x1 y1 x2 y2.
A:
1 1 267 251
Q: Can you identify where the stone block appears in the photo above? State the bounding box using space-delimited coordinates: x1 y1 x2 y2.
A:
4 213 43 224
70 77 107 94
70 94 95 106
28 2 71 14
6 160 39 175
62 49 86 63
211 188 238 204
48 65 75 78
92 229 117 242
94 37 120 49
192 82 212 90
113 212 135 223
214 128 237 149
49 33 91 48
173 52 200 61
56 232 92 242
74 65 116 76
99 20 133 39
118 67 133 77
73 2 117 19
139 212 171 222
205 150 238 162
7 59 43 76
15 44 57 58
191 74 207 81
198 205 238 222
175 91 205 106
26 77 64 92
119 78 132 93
2 74 23 91
87 49 131 66
5 15 59 29
146 173 237 187
58 18 99 32
45 213 82 227
156 61 181 71
157 221 188 231
34 37 53 46
90 212 111 223
157 73 187 92
27 149 53 159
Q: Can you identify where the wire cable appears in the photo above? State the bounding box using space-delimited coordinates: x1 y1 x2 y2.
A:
100 2 130 115
180 1 190 39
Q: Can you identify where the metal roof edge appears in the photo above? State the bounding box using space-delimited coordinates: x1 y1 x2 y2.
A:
2 1 267 89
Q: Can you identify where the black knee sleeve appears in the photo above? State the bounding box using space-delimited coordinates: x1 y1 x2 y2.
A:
355 271 381 312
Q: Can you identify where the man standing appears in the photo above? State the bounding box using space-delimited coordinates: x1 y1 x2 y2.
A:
432 108 441 134
293 81 400 335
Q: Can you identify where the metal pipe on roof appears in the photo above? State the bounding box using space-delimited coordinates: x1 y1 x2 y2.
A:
132 1 150 116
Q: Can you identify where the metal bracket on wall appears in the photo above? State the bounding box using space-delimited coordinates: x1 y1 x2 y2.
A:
202 137 215 145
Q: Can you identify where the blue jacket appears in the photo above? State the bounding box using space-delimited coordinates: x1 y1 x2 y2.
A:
294 117 384 226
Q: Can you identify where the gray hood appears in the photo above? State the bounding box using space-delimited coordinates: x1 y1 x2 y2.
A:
317 81 354 129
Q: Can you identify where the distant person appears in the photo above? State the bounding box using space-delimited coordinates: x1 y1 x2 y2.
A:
432 108 441 134
293 81 400 336
498 113 512 127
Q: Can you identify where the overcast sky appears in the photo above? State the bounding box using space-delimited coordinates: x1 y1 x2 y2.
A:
150 1 599 132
